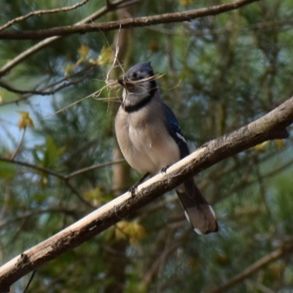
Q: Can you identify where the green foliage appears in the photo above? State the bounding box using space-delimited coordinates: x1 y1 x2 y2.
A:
0 161 16 180
0 0 292 292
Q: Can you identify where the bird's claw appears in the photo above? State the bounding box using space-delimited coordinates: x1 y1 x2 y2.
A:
128 172 150 197
161 165 170 173
129 185 137 197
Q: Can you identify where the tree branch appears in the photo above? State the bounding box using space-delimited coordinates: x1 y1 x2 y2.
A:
0 157 65 179
0 157 123 180
65 159 124 179
0 65 95 106
0 0 139 77
0 78 80 97
0 0 90 32
0 0 260 40
0 157 123 207
0 96 292 290
0 208 78 230
210 239 293 293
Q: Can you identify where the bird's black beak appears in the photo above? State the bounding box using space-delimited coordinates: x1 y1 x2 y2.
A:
118 78 135 91
118 78 125 87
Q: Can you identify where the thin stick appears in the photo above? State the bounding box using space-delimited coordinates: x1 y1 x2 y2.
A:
105 25 121 85
23 271 36 293
10 128 26 160
211 240 293 293
65 159 124 179
0 0 89 32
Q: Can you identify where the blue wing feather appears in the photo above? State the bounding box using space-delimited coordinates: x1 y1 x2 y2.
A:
162 103 190 158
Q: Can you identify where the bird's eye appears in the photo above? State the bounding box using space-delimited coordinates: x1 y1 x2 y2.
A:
132 72 138 80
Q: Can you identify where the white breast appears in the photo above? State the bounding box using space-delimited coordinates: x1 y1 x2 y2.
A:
115 100 180 174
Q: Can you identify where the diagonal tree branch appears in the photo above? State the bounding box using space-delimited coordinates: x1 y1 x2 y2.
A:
0 0 90 32
0 96 292 291
0 0 260 40
210 239 293 293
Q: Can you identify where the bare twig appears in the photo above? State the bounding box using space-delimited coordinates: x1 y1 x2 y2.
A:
0 157 123 180
0 96 291 290
51 82 120 115
0 0 139 77
210 240 293 293
65 181 94 208
0 65 94 106
0 78 80 97
0 0 259 40
23 271 36 293
143 230 181 287
0 0 90 32
10 128 26 160
0 156 123 208
105 25 121 86
65 159 124 179
0 157 65 179
219 158 293 204
0 208 78 230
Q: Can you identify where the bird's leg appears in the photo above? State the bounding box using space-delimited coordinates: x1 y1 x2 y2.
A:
161 164 170 173
129 172 150 197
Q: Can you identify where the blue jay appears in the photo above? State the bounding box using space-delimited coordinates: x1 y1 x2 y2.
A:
115 62 218 234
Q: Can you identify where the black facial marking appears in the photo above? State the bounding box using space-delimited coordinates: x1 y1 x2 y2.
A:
121 62 158 113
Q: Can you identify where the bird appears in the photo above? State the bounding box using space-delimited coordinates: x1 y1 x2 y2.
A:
115 62 218 234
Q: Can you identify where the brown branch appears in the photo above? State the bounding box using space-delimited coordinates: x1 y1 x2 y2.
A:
0 208 78 230
0 78 80 97
0 65 94 106
210 240 293 293
0 157 65 179
0 0 139 77
0 0 260 40
215 158 293 205
0 96 292 290
0 0 90 32
65 159 124 179
10 128 26 160
0 157 123 180
0 156 123 208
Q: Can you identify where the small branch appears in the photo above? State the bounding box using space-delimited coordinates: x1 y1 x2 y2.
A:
0 157 123 207
0 78 80 96
0 0 259 40
0 96 291 289
0 65 94 106
0 208 78 230
0 157 65 179
0 0 139 77
0 156 114 208
65 181 94 208
65 159 124 179
0 0 90 32
210 240 293 293
10 128 26 160
0 157 123 181
23 271 36 293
